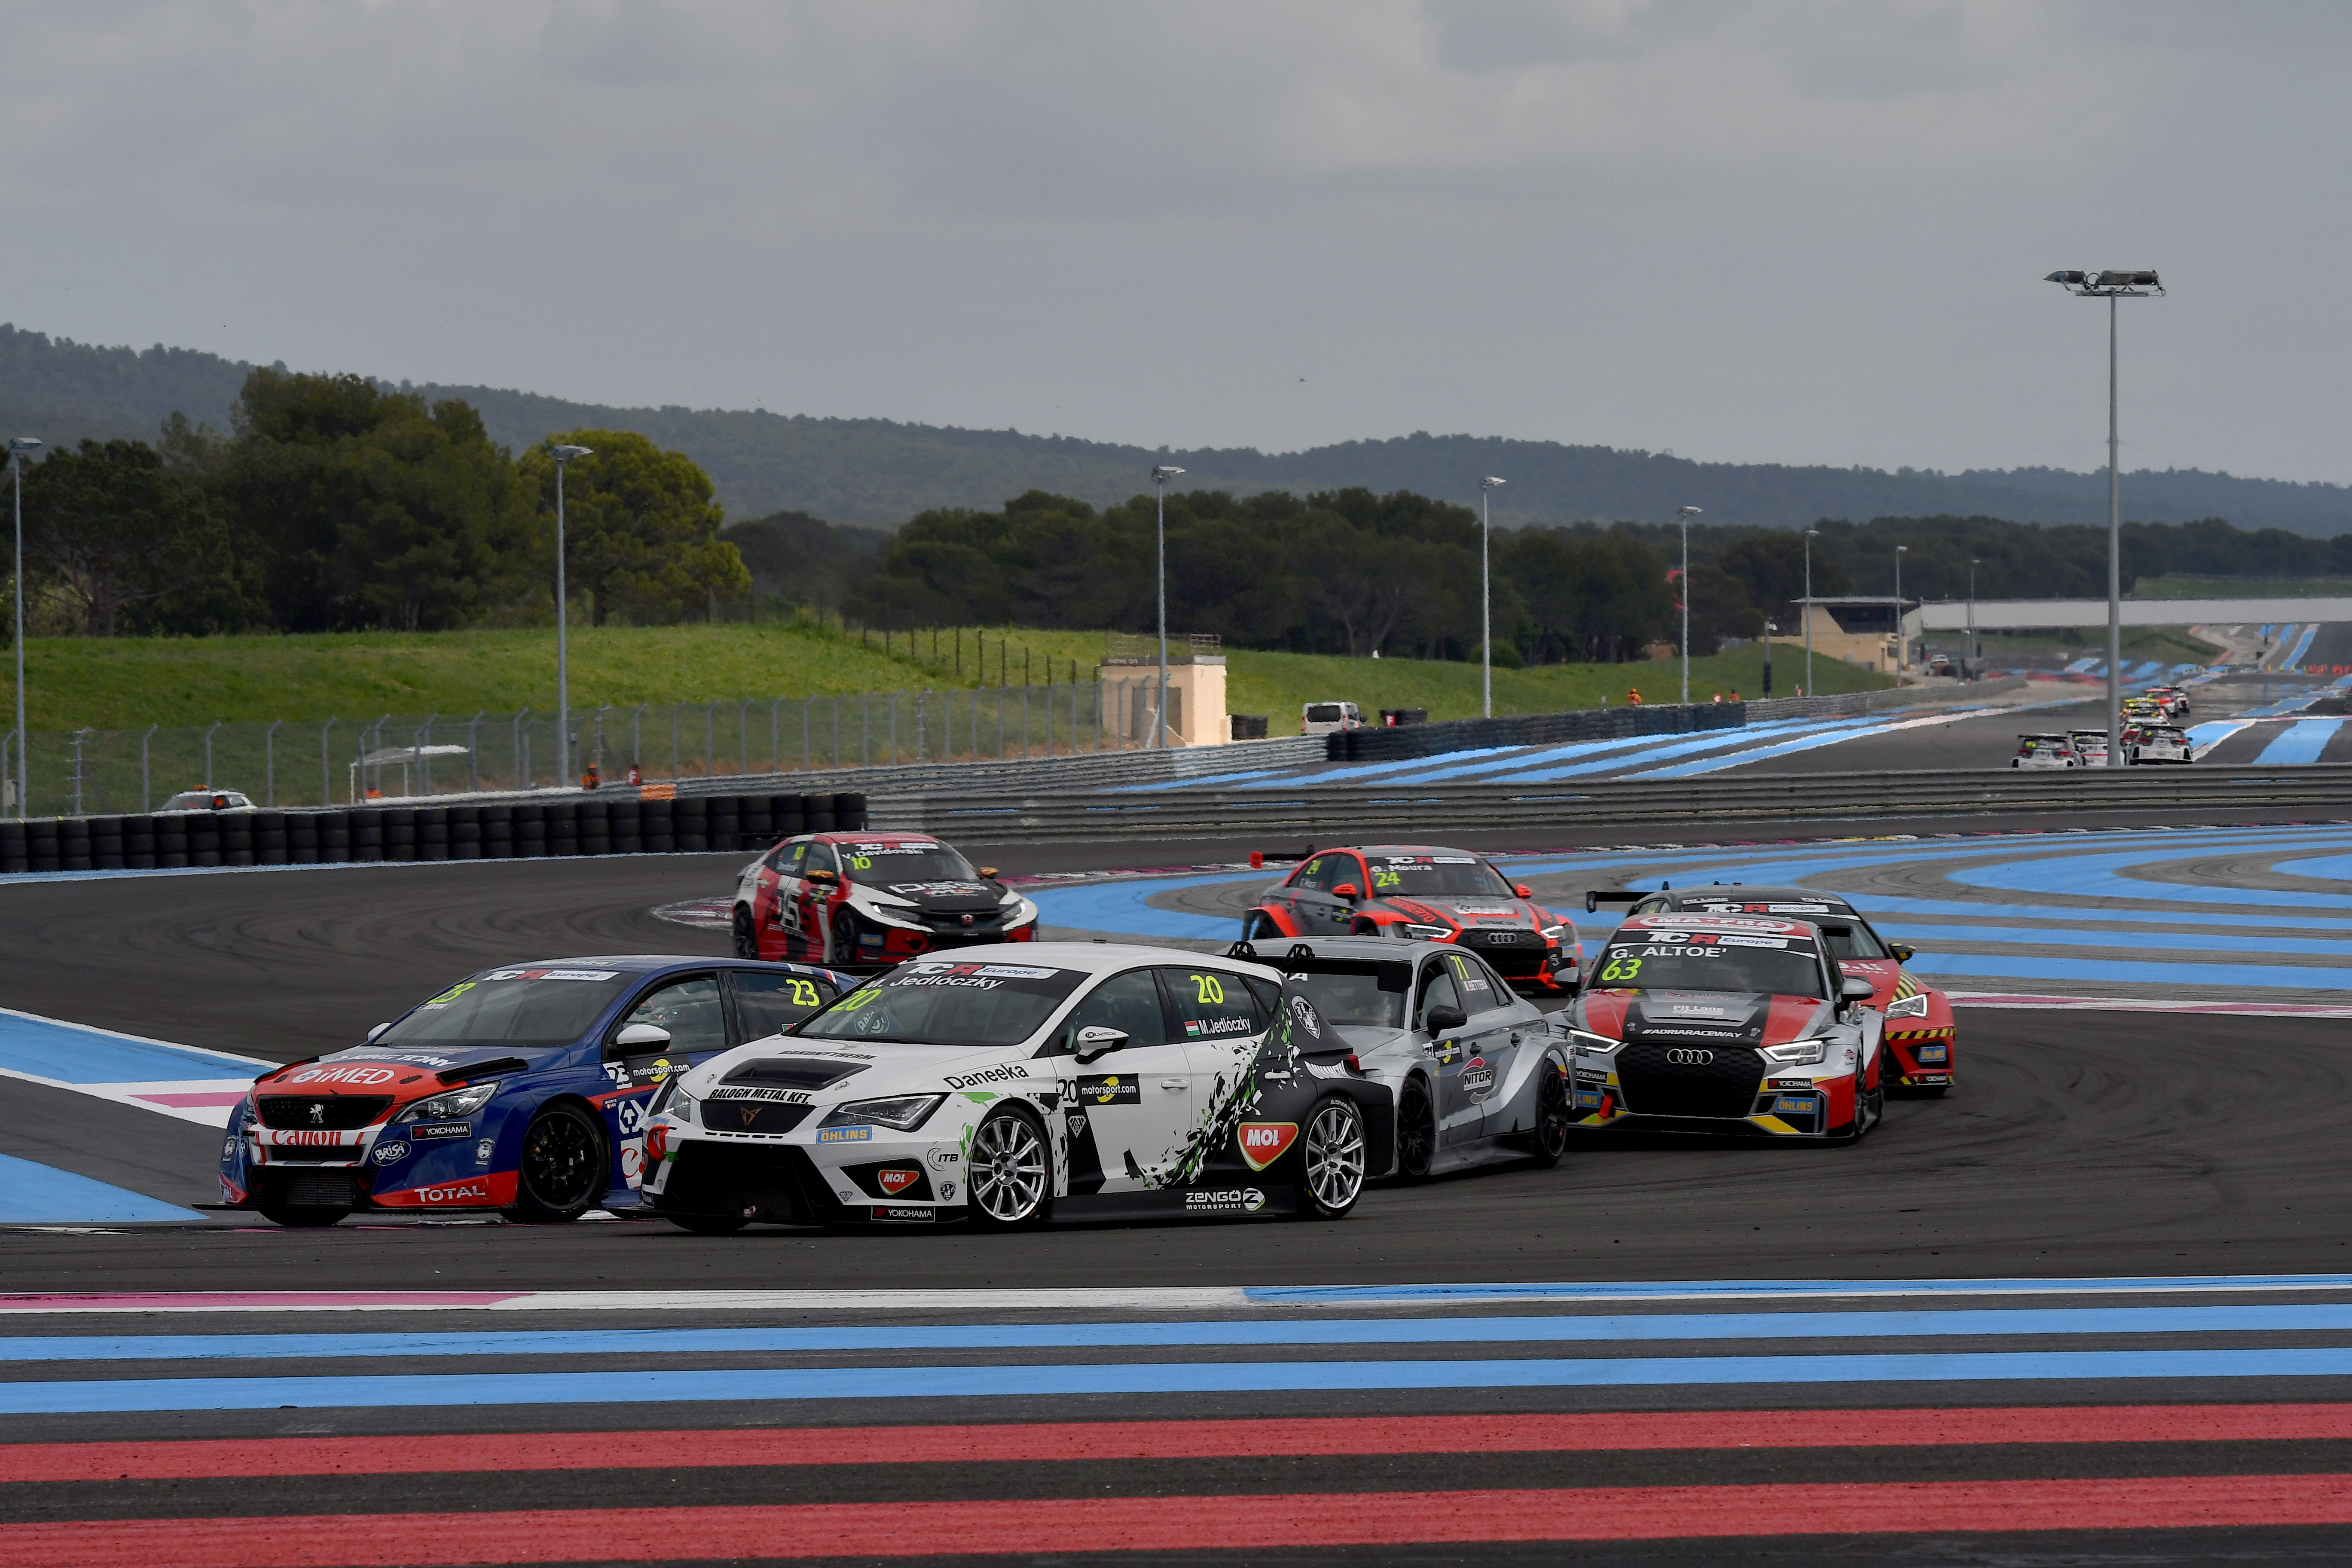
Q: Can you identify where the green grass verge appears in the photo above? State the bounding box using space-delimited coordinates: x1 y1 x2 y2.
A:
5 624 1892 732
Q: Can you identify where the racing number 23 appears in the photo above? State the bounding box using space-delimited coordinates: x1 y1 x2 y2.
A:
1189 974 1225 1005
1599 955 1642 983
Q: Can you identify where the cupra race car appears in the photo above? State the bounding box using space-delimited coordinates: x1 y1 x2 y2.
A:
2068 730 2111 767
1592 885 1955 1095
217 955 850 1227
1560 912 1885 1141
2126 724 2196 764
734 832 1039 970
1242 844 1581 991
2145 685 2192 718
1239 936 1571 1179
2010 734 2080 769
640 942 1396 1232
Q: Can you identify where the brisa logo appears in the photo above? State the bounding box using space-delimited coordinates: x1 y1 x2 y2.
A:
1235 1121 1298 1171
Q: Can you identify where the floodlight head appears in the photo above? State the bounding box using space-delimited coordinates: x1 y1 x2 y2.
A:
1677 505 1702 520
550 444 593 462
1481 476 1506 490
1151 465 1185 483
6 437 40 456
2045 270 2087 285
2095 269 2161 290
1896 544 1907 553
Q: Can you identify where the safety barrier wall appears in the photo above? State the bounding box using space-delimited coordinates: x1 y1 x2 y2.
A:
868 763 2352 844
0 789 869 874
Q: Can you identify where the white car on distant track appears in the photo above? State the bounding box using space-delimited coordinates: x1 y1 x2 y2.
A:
2126 725 2196 764
2010 734 2079 770
2068 730 2111 766
157 789 256 813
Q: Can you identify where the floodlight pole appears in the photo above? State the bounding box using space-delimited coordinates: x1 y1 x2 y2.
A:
2048 268 2163 767
1676 506 1701 705
550 444 593 787
8 437 41 820
1803 528 1817 697
1967 557 1979 677
1480 477 1505 718
1150 466 1184 749
1894 545 1907 677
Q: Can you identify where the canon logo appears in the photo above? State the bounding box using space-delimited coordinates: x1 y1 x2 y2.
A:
1665 1048 1715 1066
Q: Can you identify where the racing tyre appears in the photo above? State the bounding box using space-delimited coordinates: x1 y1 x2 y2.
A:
1395 1077 1435 1181
506 1103 607 1223
1524 1056 1571 1168
1296 1097 1368 1220
1243 911 1284 942
257 1203 349 1228
830 908 865 969
732 906 759 960
967 1106 1053 1229
666 1212 751 1235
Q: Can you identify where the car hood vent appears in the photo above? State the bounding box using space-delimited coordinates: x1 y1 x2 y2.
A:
721 1057 871 1091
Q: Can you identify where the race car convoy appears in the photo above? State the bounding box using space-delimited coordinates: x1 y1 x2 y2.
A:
1244 844 1582 990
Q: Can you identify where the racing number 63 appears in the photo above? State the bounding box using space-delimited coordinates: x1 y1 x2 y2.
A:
1599 955 1642 983
1190 974 1225 1005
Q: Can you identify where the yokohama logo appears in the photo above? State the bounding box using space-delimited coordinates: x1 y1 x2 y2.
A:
1236 1121 1298 1171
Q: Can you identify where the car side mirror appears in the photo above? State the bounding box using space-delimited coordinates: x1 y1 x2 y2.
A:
1839 977 1876 1006
615 1022 672 1049
1424 1005 1468 1034
366 1021 391 1043
1889 942 1916 963
978 866 1000 879
804 868 838 884
1074 1025 1128 1063
1514 884 1533 899
1331 883 1360 901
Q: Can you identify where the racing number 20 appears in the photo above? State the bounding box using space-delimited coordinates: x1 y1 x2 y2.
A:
1189 973 1225 1005
1599 955 1642 983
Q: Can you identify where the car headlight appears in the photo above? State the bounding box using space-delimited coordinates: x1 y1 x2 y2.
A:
1402 923 1452 940
395 1080 501 1122
669 1091 697 1127
1759 1038 1829 1067
1539 924 1568 939
1885 993 1930 1019
1567 1029 1621 1057
819 1094 946 1131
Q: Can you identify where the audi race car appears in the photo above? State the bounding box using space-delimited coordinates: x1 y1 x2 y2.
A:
2010 733 2080 769
1242 844 1581 991
2068 730 2111 767
2144 685 2191 718
735 832 1039 970
1559 912 1885 1141
640 943 1396 1231
2125 724 2195 764
217 955 850 1227
1240 937 1571 1180
1591 884 1954 1094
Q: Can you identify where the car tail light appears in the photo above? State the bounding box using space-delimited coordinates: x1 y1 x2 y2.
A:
1345 1054 1362 1075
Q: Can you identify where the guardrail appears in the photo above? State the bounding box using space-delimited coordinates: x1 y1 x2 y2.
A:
871 762 2352 844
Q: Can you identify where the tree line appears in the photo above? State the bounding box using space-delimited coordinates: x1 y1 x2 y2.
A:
10 369 748 637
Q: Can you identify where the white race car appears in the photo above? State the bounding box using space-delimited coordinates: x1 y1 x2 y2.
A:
2126 724 2195 764
2010 734 2080 769
640 942 1398 1231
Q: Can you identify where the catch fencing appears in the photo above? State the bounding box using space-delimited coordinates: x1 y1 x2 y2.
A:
2 679 1187 818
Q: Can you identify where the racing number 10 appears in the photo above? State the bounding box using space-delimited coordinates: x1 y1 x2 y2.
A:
1189 973 1225 1005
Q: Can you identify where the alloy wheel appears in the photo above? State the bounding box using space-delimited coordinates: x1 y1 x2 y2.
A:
969 1113 1049 1225
1302 1100 1366 1216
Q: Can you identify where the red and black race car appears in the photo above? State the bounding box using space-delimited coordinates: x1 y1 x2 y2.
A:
733 831 1040 970
1588 883 1955 1095
1242 844 1581 991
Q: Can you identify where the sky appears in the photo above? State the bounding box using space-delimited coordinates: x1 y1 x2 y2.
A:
1 1 2347 482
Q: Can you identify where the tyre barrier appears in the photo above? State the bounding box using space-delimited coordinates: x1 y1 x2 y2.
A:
0 790 866 874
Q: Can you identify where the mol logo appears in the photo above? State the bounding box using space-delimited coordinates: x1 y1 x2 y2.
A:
1235 1121 1298 1171
876 1168 922 1195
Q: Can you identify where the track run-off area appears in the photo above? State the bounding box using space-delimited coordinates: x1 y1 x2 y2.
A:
9 664 2352 1562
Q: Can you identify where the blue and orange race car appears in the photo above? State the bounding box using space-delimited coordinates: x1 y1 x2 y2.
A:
217 954 851 1226
1242 844 1582 992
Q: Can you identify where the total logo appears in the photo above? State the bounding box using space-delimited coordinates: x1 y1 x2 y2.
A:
1184 1187 1267 1213
415 1180 490 1204
1235 1121 1298 1171
876 1168 923 1195
285 1065 397 1087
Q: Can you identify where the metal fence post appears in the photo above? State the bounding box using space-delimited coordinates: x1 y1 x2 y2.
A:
770 697 782 772
671 703 681 780
143 724 157 812
319 719 334 806
468 712 483 794
703 701 717 777
832 695 841 768
916 691 927 763
739 699 751 775
202 720 220 789
264 719 280 805
418 713 437 796
890 692 899 766
513 709 529 792
596 706 610 780
862 694 871 767
997 688 1006 759
1021 687 1029 757
632 704 646 778
802 697 811 773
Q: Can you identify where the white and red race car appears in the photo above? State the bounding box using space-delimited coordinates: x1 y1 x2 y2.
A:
734 832 1040 970
1241 844 1582 992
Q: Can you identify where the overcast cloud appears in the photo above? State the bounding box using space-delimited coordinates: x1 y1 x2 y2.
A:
1 1 2346 483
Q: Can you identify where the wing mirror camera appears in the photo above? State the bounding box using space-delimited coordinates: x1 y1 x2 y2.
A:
1514 884 1534 899
615 1022 673 1049
365 1021 391 1043
804 868 838 884
978 866 1000 879
1331 883 1361 901
1839 977 1877 1006
1074 1025 1129 1063
1890 942 1916 963
1423 1005 1468 1035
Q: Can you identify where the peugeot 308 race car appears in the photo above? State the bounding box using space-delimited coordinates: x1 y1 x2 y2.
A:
1241 844 1580 991
1591 885 1955 1095
1561 912 1885 1141
1240 937 1571 1180
641 942 1395 1232
217 955 850 1227
735 832 1040 969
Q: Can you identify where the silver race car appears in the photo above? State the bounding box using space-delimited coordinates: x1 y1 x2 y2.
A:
1234 937 1571 1180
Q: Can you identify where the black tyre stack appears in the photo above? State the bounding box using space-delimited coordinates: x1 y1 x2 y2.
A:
415 805 450 862
576 797 610 856
674 796 709 853
641 796 675 853
447 804 481 860
91 816 127 871
479 804 513 859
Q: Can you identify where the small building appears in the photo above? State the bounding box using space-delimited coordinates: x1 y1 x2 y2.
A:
1794 596 1912 676
1100 633 1228 746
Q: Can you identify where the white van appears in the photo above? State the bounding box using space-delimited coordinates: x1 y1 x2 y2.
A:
1301 701 1364 736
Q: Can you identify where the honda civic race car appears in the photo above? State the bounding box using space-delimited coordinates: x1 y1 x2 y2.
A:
1590 884 1954 1094
216 955 851 1227
640 942 1396 1232
1241 844 1580 991
735 832 1039 969
1559 912 1885 1141
1237 936 1571 1180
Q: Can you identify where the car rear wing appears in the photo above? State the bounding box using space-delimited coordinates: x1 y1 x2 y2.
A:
1247 847 1312 869
1584 889 1644 914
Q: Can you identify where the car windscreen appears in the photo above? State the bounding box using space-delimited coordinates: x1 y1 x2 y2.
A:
1815 920 1889 960
1305 704 1344 721
1279 960 1410 1029
790 961 1087 1048
1594 934 1825 997
1365 854 1515 898
836 842 979 884
380 968 634 1046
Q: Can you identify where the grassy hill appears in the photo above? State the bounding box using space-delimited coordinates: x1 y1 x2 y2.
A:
9 323 2352 533
5 622 1889 734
